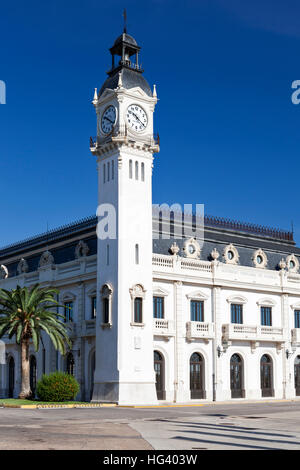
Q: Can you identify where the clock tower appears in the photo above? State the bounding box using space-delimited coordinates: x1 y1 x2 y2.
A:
90 29 159 404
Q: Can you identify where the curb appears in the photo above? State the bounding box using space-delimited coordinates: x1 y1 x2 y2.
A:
1 403 117 409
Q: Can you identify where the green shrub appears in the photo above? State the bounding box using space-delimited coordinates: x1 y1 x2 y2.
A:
36 371 80 402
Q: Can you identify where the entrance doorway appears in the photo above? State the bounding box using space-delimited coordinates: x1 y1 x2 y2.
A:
230 354 244 398
190 353 205 399
154 351 165 400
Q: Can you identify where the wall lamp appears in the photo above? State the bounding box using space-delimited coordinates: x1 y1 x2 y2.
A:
286 349 293 359
217 346 224 358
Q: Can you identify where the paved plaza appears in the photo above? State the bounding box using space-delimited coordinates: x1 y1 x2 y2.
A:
1 400 300 450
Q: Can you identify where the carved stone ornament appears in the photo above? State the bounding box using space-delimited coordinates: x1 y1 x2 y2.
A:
17 258 28 275
286 254 299 273
252 248 268 269
129 284 146 299
279 258 287 270
223 244 239 265
75 240 90 259
211 248 220 260
183 238 201 259
170 242 180 256
39 250 54 268
101 283 113 298
0 265 8 279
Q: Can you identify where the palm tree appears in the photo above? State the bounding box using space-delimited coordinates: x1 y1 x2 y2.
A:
0 283 71 399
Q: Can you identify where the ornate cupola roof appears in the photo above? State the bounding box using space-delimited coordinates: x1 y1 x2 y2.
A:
99 26 152 98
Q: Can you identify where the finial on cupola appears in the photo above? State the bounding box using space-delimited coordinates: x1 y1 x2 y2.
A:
123 9 127 34
153 84 157 97
92 88 98 104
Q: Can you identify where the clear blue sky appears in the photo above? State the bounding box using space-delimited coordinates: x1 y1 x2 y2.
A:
1 0 300 247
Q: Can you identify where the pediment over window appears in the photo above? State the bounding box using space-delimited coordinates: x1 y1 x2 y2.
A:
87 287 97 297
291 301 300 310
153 286 169 297
186 290 208 301
256 298 276 307
62 291 76 302
226 295 248 305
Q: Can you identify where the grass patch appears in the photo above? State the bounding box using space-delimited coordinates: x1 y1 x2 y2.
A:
0 399 88 406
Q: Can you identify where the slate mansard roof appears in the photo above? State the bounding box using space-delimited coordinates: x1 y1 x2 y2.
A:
0 213 299 279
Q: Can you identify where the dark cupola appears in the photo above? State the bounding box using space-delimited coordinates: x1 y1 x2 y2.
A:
99 27 152 98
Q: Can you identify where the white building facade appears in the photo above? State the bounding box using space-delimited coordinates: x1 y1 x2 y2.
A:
1 30 300 404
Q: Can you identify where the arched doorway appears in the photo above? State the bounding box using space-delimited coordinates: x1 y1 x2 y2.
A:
294 356 300 396
66 353 75 376
154 351 165 400
90 351 96 400
230 354 245 398
30 356 37 398
8 357 15 398
190 353 205 399
260 354 274 397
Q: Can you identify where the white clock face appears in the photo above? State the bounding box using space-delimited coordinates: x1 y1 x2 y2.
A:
101 105 116 134
126 104 148 132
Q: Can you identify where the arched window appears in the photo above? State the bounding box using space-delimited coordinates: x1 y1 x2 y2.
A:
135 161 139 180
154 351 165 400
101 284 113 327
66 353 75 376
130 284 146 325
230 354 244 398
141 162 145 181
190 353 205 399
30 356 37 398
129 160 133 179
260 354 274 397
134 297 143 323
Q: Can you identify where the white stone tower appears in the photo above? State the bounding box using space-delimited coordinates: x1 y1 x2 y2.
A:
90 29 159 405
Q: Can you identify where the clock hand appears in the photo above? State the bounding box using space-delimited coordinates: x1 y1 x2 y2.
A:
104 116 114 124
131 111 144 127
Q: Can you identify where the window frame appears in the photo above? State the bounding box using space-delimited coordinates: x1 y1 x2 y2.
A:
130 284 146 327
100 284 113 328
261 306 272 326
64 301 74 323
231 303 243 324
190 300 204 322
153 296 164 319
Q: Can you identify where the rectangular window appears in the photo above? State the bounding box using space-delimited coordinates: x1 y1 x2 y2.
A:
190 300 204 322
64 302 73 323
153 296 164 319
261 306 272 326
295 310 300 328
134 297 143 323
231 304 243 324
91 296 97 319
